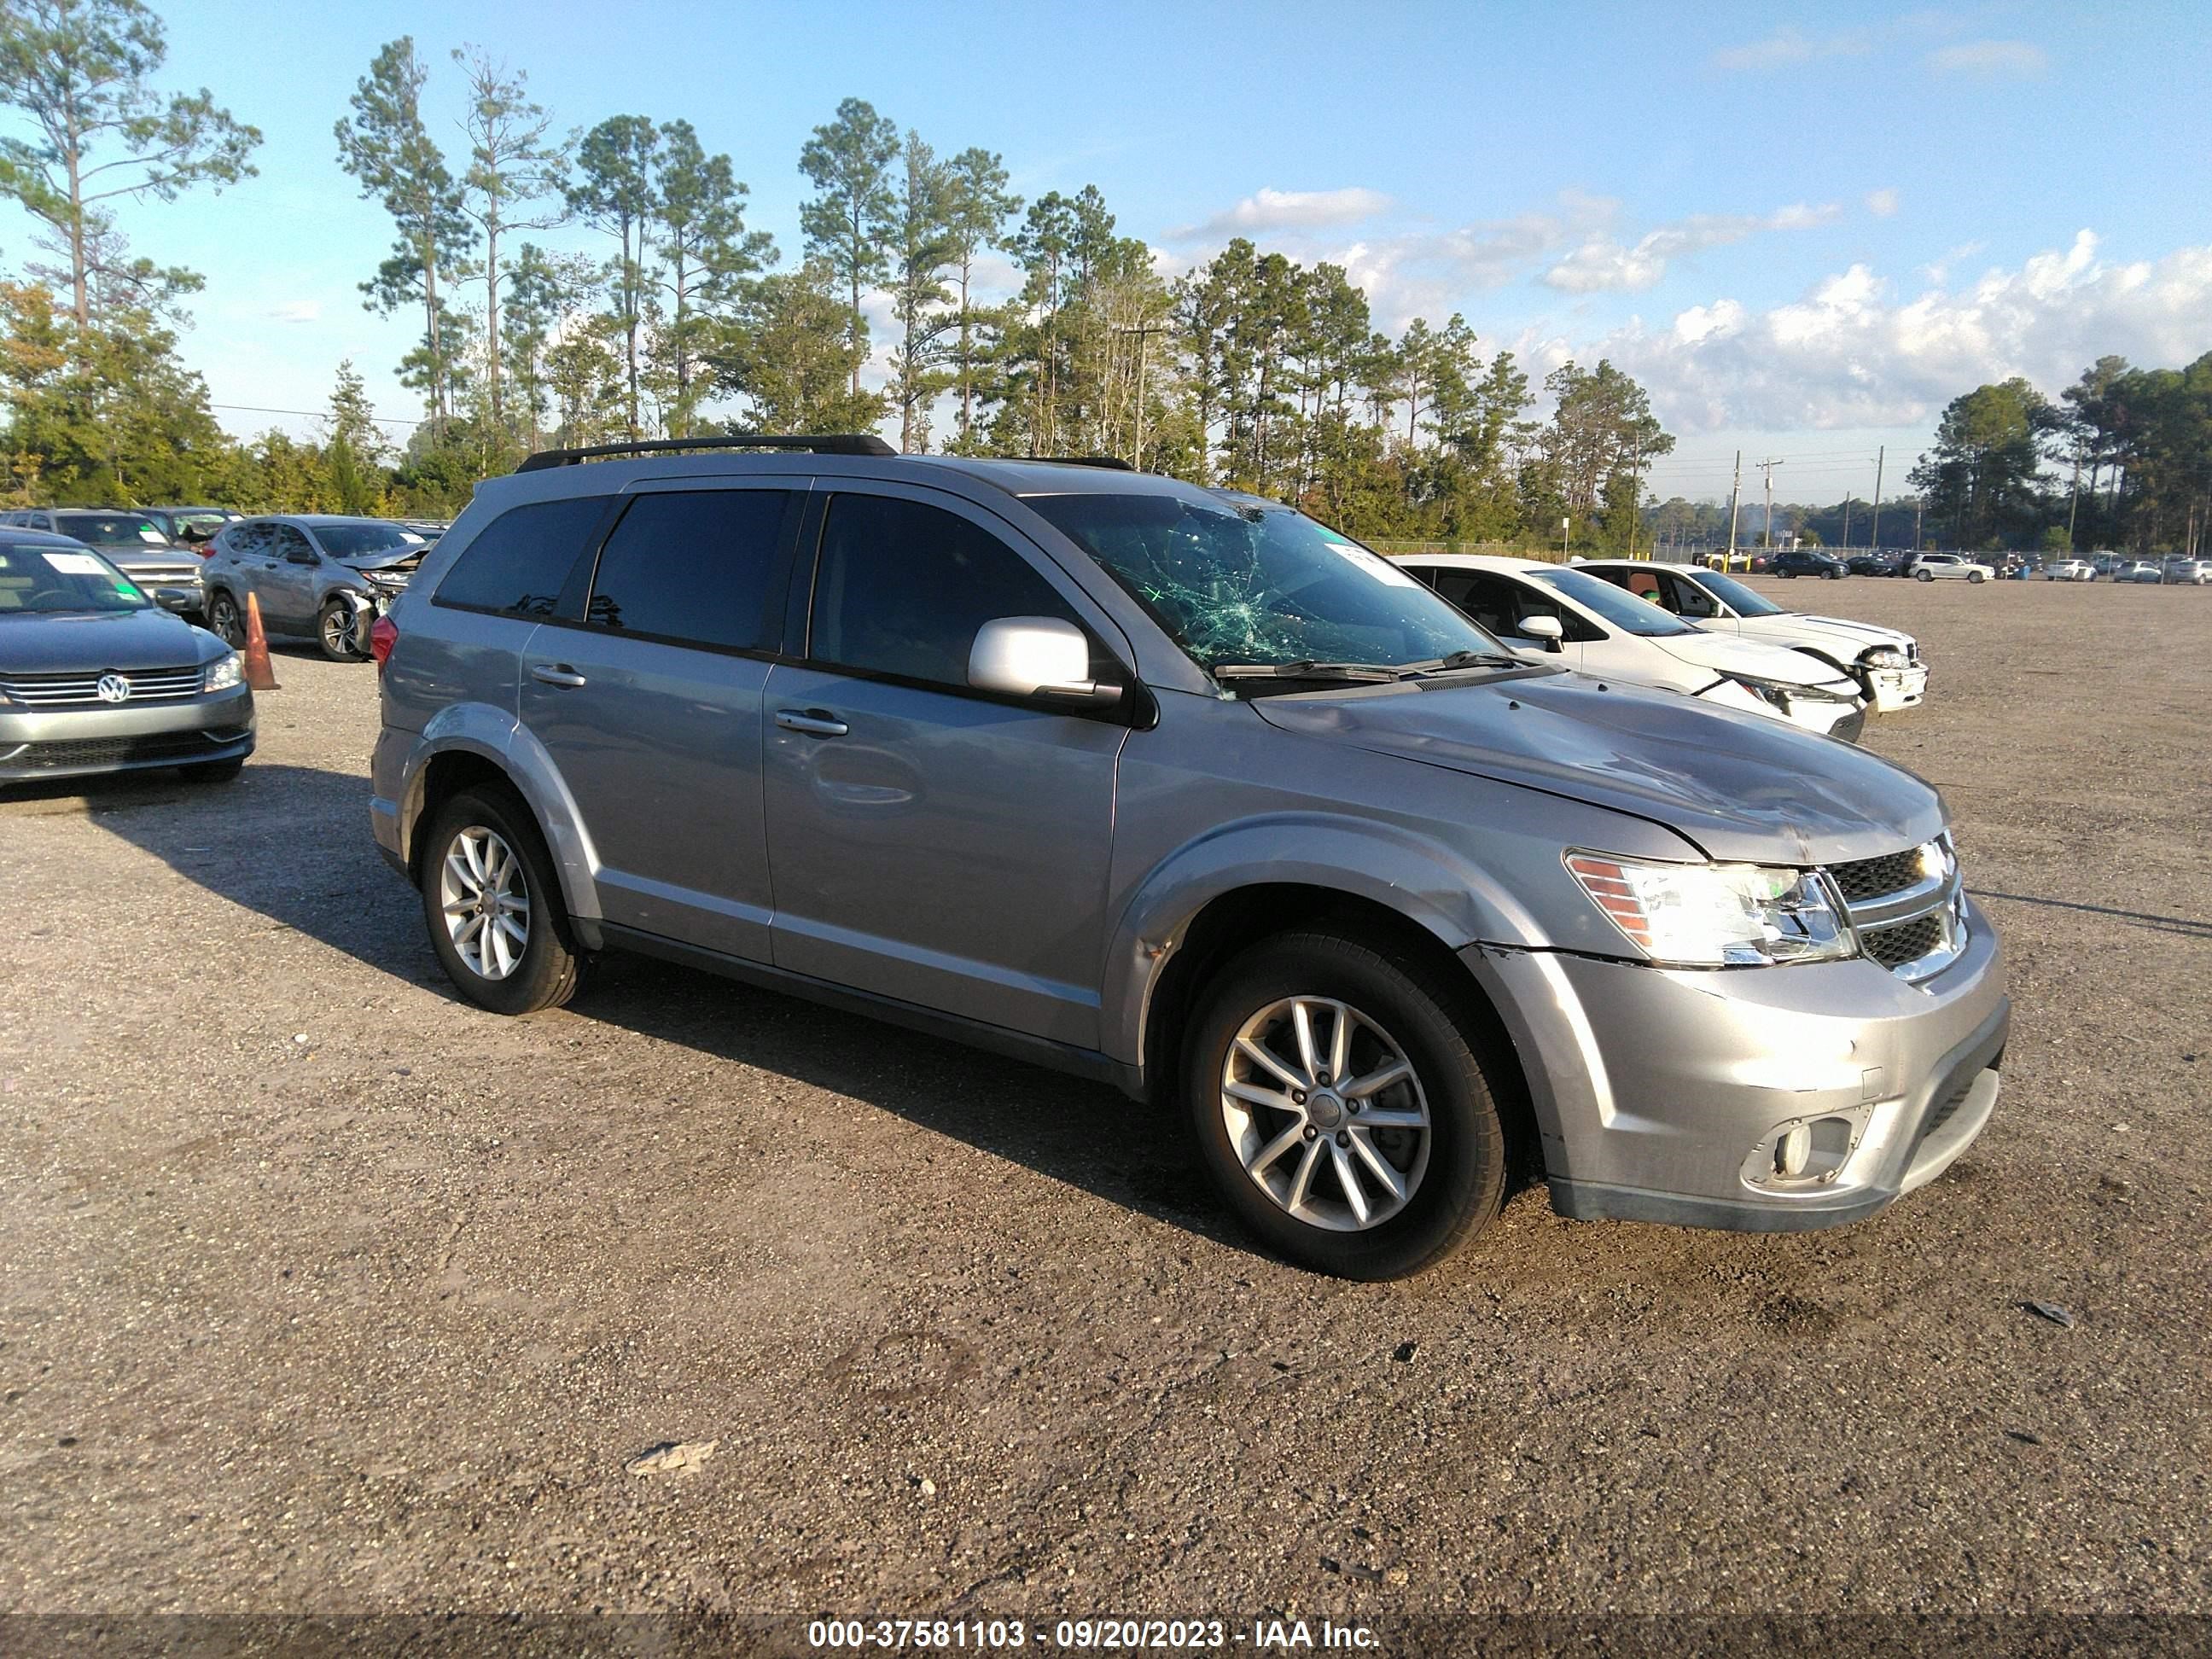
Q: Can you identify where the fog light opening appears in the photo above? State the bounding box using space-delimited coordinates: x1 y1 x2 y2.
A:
1774 1124 1812 1180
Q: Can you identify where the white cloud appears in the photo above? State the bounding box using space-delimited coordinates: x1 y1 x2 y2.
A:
268 300 321 324
1580 231 2212 434
1927 39 2047 77
1711 27 1869 71
1172 186 1392 242
1542 203 1842 294
1866 188 1901 218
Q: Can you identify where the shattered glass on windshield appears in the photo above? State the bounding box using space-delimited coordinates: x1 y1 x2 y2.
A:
1027 492 1496 675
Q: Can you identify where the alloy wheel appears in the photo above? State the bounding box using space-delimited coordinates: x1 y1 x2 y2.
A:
1220 995 1432 1231
321 604 358 656
438 825 531 981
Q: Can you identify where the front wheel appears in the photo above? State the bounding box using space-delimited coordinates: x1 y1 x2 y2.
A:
318 597 365 661
206 590 244 647
419 787 585 1016
1182 930 1508 1278
1824 567 1842 579
1968 570 1986 584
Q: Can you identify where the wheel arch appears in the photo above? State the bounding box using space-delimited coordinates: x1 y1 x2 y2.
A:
395 711 605 943
1128 879 1542 1179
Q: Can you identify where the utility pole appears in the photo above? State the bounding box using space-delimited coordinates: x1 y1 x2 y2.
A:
1626 439 1643 559
1115 323 1172 471
1913 498 1924 550
1842 496 1852 549
2066 443 2082 549
1757 457 1784 551
1726 451 1743 562
1870 445 1885 550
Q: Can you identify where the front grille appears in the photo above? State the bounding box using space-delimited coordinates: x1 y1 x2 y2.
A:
1829 849 1923 903
0 666 205 706
114 561 201 581
0 730 235 771
1864 913 1943 969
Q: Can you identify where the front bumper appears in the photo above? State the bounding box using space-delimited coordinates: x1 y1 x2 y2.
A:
1466 894 2008 1232
0 684 255 781
1866 662 1928 712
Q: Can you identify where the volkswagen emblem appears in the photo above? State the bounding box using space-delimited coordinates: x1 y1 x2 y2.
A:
96 673 131 704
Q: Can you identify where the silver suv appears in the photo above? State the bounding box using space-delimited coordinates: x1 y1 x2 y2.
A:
369 438 2010 1278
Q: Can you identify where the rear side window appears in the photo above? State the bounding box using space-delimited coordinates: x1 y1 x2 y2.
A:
582 490 795 652
435 497 610 617
810 493 1080 687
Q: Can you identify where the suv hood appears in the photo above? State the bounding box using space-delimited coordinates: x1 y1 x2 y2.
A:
1252 672 1941 864
341 546 427 573
1643 628 1860 690
0 608 226 672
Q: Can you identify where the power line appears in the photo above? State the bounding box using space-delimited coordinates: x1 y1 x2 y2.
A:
210 400 424 430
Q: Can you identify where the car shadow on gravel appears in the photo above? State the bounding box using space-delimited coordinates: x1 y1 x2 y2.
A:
86 761 1256 1254
1971 888 2212 940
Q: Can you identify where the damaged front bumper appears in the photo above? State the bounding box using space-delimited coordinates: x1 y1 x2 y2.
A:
1464 894 2008 1231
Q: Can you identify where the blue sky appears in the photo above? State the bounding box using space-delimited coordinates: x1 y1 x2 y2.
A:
79 0 2212 504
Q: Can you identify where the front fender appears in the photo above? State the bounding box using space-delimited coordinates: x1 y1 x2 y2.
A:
1100 812 1553 1072
393 702 607 942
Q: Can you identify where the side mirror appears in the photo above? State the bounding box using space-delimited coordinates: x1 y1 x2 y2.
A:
285 549 317 566
150 586 196 609
1518 614 1566 653
968 615 1121 706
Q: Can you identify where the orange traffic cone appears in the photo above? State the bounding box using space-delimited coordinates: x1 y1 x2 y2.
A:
242 591 279 691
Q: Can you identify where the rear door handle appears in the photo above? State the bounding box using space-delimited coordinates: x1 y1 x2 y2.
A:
531 664 587 689
776 707 848 736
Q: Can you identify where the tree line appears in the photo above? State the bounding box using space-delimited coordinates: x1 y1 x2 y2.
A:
0 0 2203 556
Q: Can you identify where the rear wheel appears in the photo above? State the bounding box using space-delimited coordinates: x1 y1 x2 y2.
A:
1915 569 1935 582
207 590 244 647
1182 929 1507 1278
419 786 584 1016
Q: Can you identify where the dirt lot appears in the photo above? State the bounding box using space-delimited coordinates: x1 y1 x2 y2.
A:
2 577 2208 1631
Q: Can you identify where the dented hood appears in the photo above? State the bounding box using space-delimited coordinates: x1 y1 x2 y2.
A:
1251 672 1943 865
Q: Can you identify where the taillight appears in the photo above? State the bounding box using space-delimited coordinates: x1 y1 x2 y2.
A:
370 613 399 672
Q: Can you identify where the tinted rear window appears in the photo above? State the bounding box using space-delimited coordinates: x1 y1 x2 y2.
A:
435 497 611 616
583 490 794 652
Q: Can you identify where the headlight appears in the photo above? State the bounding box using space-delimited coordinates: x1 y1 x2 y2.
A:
1863 646 1906 668
201 651 243 693
1565 851 1854 967
1714 672 1795 711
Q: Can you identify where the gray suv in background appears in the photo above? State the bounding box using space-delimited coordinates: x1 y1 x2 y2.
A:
370 436 2009 1278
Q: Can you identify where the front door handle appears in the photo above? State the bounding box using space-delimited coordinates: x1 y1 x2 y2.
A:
776 707 848 736
531 663 588 689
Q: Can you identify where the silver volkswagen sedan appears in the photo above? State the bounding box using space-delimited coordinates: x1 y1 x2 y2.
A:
0 531 253 784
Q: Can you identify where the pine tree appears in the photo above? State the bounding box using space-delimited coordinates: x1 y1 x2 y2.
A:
796 97 899 405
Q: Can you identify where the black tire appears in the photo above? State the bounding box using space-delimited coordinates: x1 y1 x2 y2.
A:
206 590 244 648
1968 570 1986 584
418 785 585 1016
317 597 364 661
1824 567 1842 579
1180 928 1508 1279
1915 569 1935 582
182 757 245 783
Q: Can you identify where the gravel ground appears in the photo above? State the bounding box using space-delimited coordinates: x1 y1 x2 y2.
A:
2 577 2207 1628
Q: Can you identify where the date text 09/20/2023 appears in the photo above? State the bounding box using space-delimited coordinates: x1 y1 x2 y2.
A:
806 1617 1381 1650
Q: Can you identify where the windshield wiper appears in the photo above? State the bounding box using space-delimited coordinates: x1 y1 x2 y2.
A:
1394 649 1524 677
1212 660 1402 684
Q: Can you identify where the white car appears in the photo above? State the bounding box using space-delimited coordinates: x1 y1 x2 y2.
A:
1906 554 1994 583
1398 554 1868 742
1575 559 1928 713
2165 559 2212 585
2041 558 2095 581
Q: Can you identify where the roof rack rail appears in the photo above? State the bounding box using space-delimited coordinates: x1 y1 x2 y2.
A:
1027 455 1135 471
515 433 897 473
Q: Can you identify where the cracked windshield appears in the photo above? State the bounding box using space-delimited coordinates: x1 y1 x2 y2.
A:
1027 491 1504 679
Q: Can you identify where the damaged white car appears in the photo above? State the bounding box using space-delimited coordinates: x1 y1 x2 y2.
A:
1576 559 1929 713
1399 554 1869 742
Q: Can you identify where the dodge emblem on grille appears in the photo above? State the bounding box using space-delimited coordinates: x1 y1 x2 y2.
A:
96 673 131 703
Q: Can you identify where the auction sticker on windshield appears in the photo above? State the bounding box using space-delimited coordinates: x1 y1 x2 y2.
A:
1319 532 1420 588
43 551 108 574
